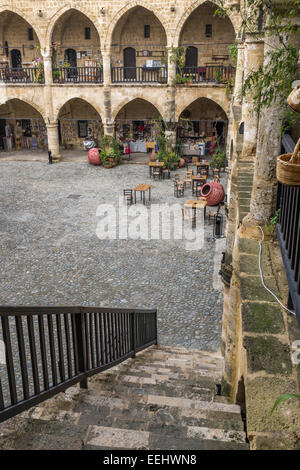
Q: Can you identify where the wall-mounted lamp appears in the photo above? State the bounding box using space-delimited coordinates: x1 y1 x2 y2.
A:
171 6 175 12
100 7 105 14
38 10 43 17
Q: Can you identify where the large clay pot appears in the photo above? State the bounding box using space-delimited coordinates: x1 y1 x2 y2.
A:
287 85 300 113
179 157 185 168
200 182 225 206
88 148 101 165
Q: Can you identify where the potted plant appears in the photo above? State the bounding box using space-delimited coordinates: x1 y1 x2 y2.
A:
100 135 122 168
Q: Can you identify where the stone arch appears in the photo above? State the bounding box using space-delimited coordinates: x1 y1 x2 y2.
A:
173 0 239 47
0 6 43 46
112 96 166 122
54 96 103 123
0 97 47 123
45 6 102 50
176 93 229 122
105 2 169 51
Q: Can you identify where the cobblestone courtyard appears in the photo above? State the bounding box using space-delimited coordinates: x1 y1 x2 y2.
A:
0 161 225 351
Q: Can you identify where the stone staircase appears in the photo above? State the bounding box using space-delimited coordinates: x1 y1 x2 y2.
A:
0 346 249 450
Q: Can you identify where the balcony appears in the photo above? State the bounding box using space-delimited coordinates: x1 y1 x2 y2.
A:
111 66 168 84
0 67 44 84
180 65 235 84
52 67 103 84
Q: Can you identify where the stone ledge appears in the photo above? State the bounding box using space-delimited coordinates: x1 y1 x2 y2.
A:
242 302 286 334
244 335 292 375
246 376 300 435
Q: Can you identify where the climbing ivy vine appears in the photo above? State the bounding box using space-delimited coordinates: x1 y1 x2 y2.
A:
215 1 300 130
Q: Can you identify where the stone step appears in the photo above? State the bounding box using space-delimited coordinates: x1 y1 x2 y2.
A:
84 424 248 450
0 346 248 451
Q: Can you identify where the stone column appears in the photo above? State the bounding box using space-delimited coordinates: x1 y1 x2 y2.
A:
41 50 53 86
233 41 245 107
102 51 111 86
167 47 176 86
46 123 61 162
241 37 264 158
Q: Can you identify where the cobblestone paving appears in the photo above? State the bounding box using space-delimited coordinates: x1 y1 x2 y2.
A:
0 162 226 351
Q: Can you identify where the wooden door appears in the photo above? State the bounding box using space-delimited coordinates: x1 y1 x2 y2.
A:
124 48 136 80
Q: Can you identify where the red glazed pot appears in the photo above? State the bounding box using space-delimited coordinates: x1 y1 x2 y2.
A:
200 182 225 206
179 157 185 168
88 148 101 165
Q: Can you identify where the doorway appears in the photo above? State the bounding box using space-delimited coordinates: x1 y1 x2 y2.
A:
185 46 198 69
65 49 77 79
11 49 22 68
124 47 136 80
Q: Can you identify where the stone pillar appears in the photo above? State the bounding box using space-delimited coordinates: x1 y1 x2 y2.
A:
243 38 283 226
233 41 245 106
103 122 115 137
167 48 176 86
47 123 61 162
42 51 53 86
241 37 264 158
102 51 111 86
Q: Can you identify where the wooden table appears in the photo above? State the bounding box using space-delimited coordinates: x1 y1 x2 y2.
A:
149 161 164 177
133 184 151 204
191 175 207 195
184 199 207 218
195 161 210 174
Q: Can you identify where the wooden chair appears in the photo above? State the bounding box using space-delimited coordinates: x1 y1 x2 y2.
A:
153 167 161 180
174 181 184 198
183 170 193 189
213 174 220 182
162 168 170 179
123 189 134 205
182 207 196 228
174 174 180 183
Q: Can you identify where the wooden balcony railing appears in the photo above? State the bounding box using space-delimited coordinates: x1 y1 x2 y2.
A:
0 67 44 84
111 66 168 83
53 67 103 83
181 65 235 84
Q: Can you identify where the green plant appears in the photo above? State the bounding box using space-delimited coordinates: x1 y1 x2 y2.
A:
271 394 300 414
215 0 300 132
100 135 122 166
228 42 238 66
162 151 179 170
210 149 226 169
264 209 280 239
214 68 224 83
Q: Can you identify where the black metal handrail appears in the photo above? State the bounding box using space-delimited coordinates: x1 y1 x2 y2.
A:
111 66 168 83
276 183 300 326
181 65 235 84
0 306 157 423
53 67 103 83
0 67 44 84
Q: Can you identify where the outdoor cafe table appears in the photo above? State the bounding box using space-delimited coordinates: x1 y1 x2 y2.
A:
149 161 164 177
191 175 207 195
133 184 151 204
184 199 207 219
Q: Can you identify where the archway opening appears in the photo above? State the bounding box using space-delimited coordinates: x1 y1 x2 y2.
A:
0 99 46 152
115 98 162 155
0 11 41 81
51 9 101 83
178 97 228 160
57 98 103 150
111 7 167 83
179 1 235 82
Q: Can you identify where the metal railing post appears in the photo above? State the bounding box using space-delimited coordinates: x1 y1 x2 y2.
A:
75 310 88 389
131 311 136 358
